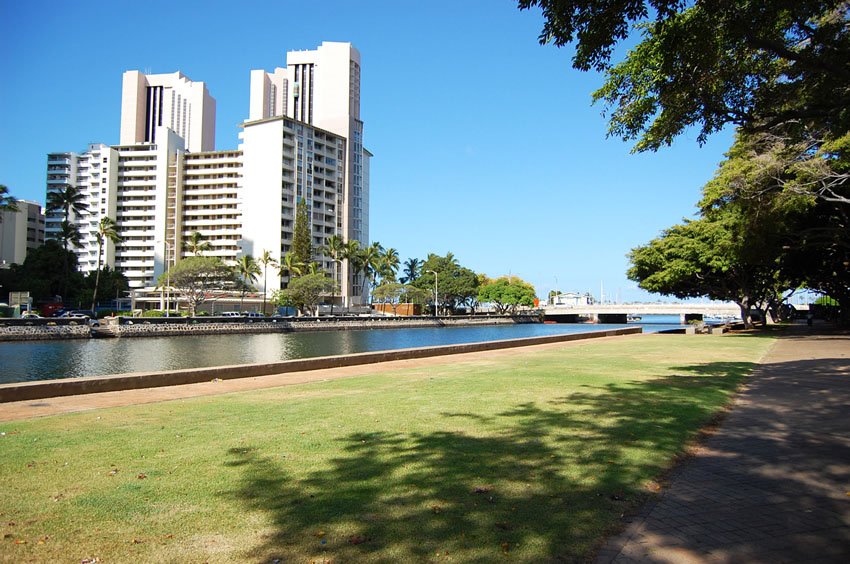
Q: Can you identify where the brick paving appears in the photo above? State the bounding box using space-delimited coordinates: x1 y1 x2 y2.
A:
597 327 850 564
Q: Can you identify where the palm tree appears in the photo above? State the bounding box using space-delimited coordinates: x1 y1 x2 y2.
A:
306 261 323 275
279 251 304 286
46 184 88 219
0 185 19 219
357 241 385 304
57 220 83 299
340 239 361 307
258 250 278 315
321 235 346 314
378 247 400 284
236 254 261 312
400 257 421 284
90 217 122 312
185 231 211 256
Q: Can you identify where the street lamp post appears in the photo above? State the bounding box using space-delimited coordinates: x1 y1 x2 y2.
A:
426 269 438 317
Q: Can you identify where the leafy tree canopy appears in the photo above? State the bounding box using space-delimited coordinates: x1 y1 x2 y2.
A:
159 256 237 316
519 0 850 151
478 277 537 314
414 253 481 313
275 272 336 316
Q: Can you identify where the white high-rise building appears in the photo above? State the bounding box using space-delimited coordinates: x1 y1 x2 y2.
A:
248 41 371 303
240 117 346 294
47 42 370 308
120 71 216 152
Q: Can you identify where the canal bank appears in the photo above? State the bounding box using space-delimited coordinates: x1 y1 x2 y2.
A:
0 314 541 342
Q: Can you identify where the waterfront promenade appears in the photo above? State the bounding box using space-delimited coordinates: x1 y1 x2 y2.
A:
597 326 850 563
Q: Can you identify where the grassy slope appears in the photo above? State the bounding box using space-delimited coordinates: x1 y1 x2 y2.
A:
0 334 773 563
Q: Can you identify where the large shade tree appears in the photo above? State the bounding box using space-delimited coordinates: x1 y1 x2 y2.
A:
414 253 481 315
518 0 850 151
275 272 336 316
158 256 237 316
478 276 537 315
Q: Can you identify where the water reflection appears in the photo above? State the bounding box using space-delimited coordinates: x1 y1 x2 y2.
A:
0 318 682 384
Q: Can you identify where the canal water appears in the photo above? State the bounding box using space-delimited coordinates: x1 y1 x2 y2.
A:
0 315 685 384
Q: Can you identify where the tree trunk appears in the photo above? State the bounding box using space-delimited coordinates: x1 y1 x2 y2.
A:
737 297 754 329
91 243 103 313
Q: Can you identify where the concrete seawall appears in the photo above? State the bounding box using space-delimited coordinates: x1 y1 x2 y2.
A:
0 326 641 402
0 315 541 341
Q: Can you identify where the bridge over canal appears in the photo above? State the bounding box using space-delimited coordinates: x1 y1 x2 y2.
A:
543 303 742 324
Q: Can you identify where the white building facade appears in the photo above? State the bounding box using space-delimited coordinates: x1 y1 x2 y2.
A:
120 71 216 152
46 42 369 307
249 41 371 303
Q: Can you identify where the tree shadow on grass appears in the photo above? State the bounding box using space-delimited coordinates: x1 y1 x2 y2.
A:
222 361 757 562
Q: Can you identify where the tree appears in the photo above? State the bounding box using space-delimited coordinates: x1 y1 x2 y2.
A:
91 216 122 312
479 277 537 314
628 215 790 328
258 250 278 315
279 251 304 285
0 185 19 218
47 184 88 218
518 1 850 152
1 240 83 303
356 241 385 303
372 282 429 315
341 239 362 304
185 231 211 256
57 220 83 299
378 247 400 284
276 272 336 316
158 256 237 317
321 234 347 315
414 253 481 315
292 199 313 267
400 257 421 284
236 254 261 312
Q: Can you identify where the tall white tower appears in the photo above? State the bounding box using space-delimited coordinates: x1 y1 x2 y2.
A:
249 41 371 303
120 71 216 152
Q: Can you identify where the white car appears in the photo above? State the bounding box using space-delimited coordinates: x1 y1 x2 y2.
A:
220 311 241 317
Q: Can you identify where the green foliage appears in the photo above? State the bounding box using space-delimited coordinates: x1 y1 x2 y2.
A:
372 282 430 314
184 231 212 256
519 1 850 151
0 184 19 217
400 257 421 283
292 199 313 267
0 240 84 303
91 217 122 312
414 253 481 314
159 256 237 317
275 272 336 316
478 277 537 314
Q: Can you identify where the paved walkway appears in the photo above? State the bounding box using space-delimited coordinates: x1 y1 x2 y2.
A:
597 327 850 563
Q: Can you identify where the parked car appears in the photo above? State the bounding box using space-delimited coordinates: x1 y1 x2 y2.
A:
241 312 265 318
220 311 241 317
21 312 42 319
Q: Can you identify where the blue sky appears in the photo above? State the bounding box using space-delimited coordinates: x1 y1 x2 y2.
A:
1 0 734 302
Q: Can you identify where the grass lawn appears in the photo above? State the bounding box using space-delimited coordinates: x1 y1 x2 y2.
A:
0 333 773 563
